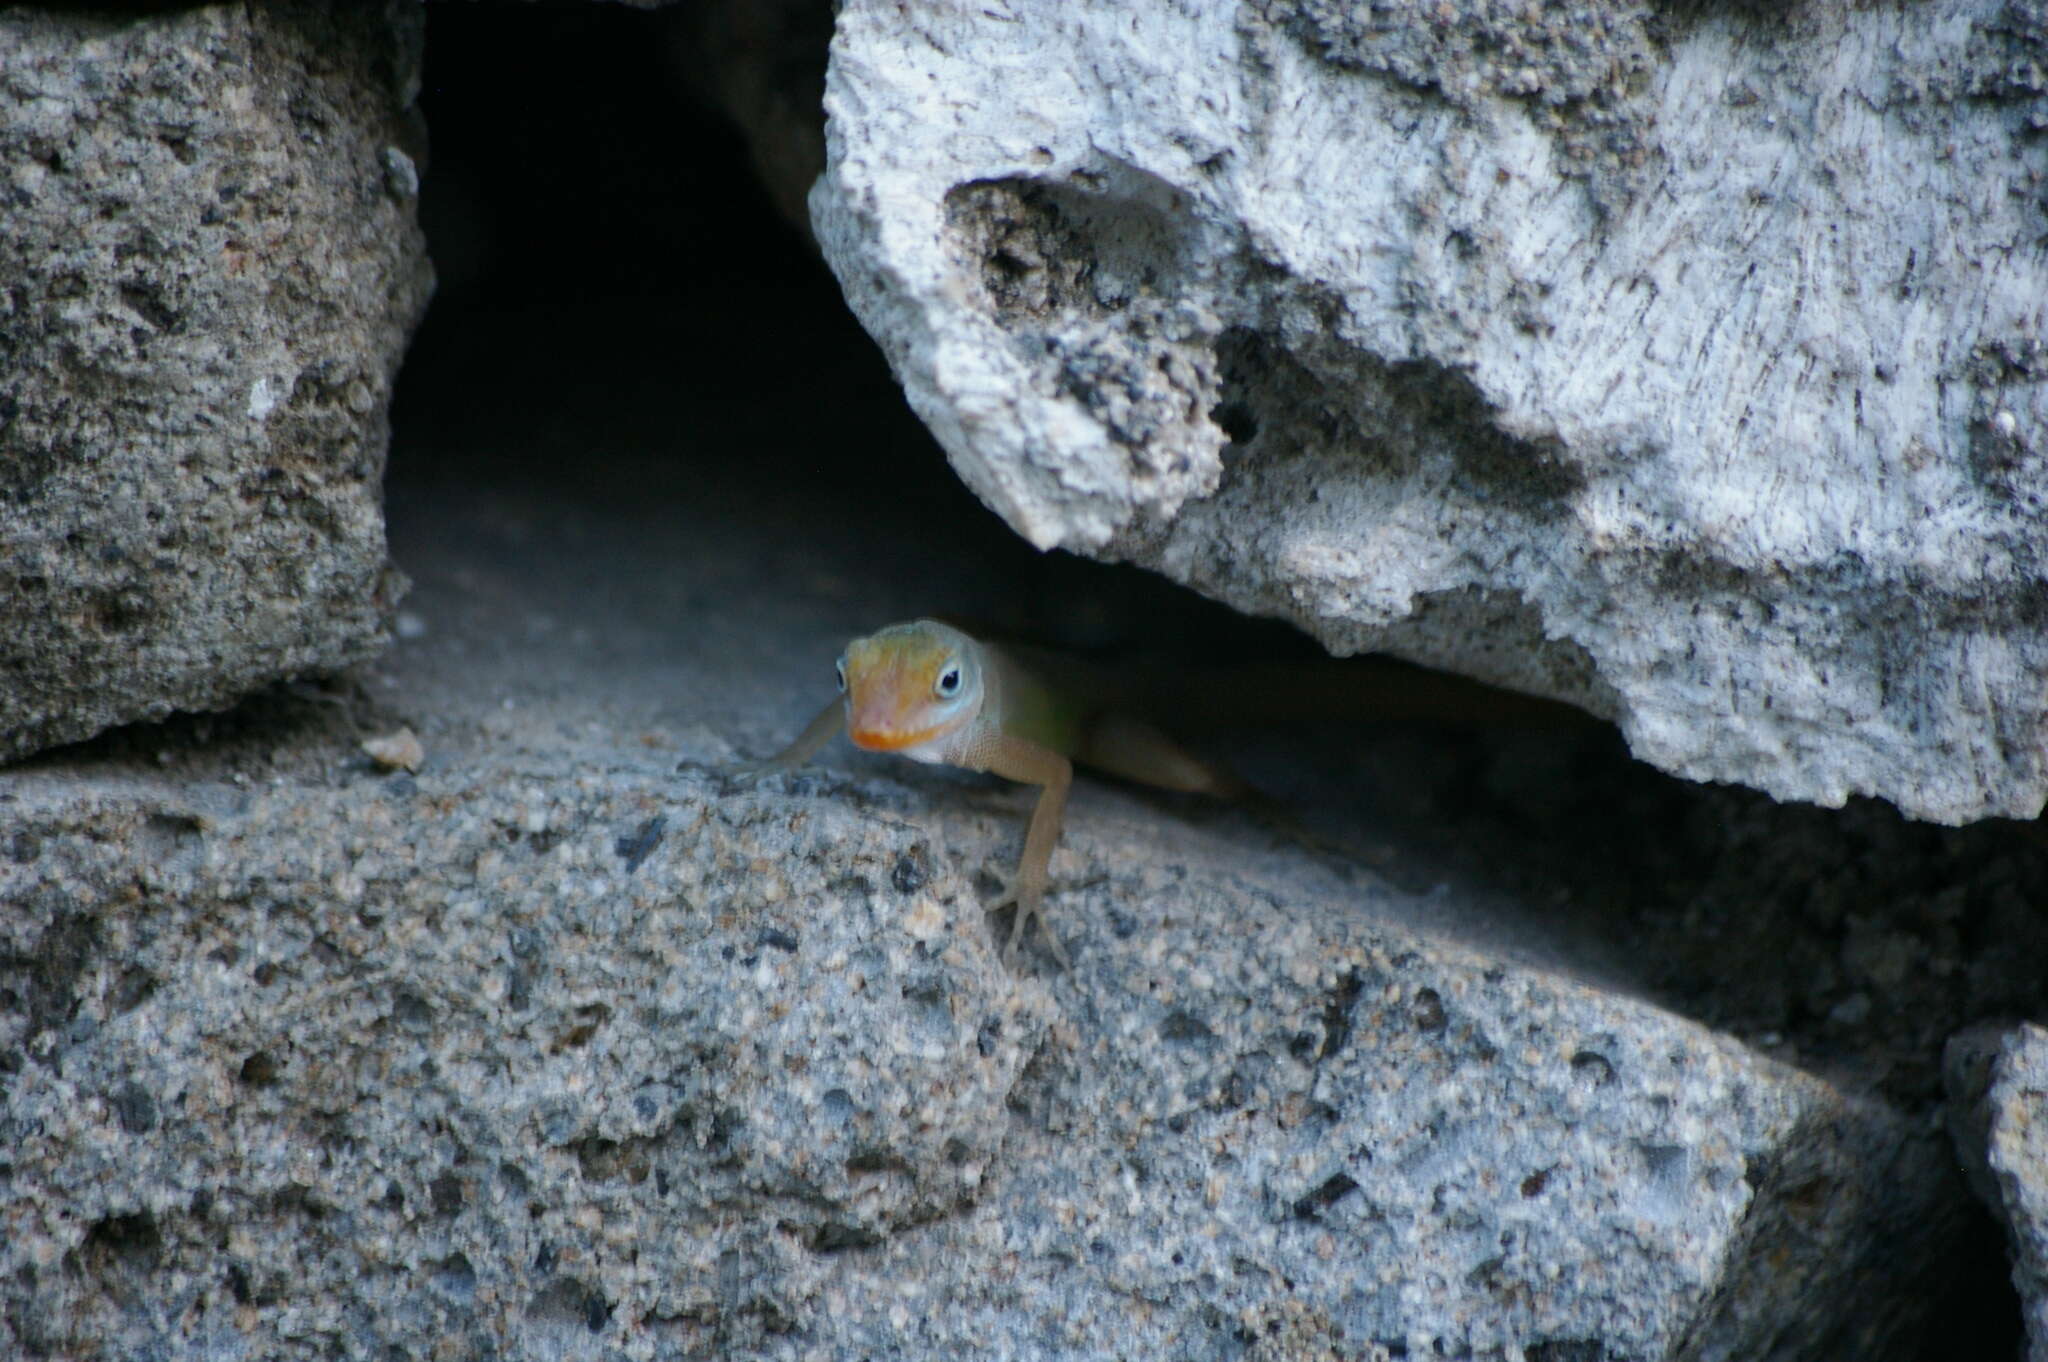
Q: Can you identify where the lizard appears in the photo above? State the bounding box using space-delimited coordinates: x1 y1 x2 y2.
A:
735 618 1246 968
737 618 1597 967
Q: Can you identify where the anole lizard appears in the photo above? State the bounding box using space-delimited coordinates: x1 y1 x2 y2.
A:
739 618 1596 967
737 619 1244 967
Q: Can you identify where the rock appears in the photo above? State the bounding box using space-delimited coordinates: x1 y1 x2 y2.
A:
809 0 2048 824
0 452 1974 1361
0 3 432 763
360 726 424 773
1946 1022 2048 1362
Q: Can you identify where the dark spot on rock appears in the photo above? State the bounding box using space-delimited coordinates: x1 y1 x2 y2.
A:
118 279 179 332
110 1080 156 1133
111 967 156 1013
891 850 928 894
1521 1168 1551 1198
138 810 204 858
1160 1008 1216 1045
976 1017 1002 1057
238 1052 280 1087
1413 987 1447 1034
576 1137 619 1180
1213 398 1261 447
1218 1068 1251 1110
1528 1342 1608 1362
614 815 667 872
393 990 434 1033
1466 1254 1506 1288
1319 970 1365 1059
430 1171 464 1216
811 1221 880 1253
7 831 39 864
551 1003 610 1052
528 1275 610 1333
845 1146 913 1176
21 910 98 1042
434 1253 476 1298
81 1210 160 1270
1570 1050 1615 1087
757 927 799 954
1292 1173 1360 1220
1637 1143 1687 1185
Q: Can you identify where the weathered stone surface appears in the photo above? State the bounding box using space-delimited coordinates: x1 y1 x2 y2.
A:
0 4 432 762
1946 1021 2048 1362
0 450 1973 1361
809 0 2048 824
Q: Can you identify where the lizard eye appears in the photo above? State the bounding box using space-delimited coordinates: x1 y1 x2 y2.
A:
834 658 847 692
935 663 962 698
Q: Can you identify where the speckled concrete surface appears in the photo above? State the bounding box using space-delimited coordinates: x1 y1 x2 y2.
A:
0 427 1973 1358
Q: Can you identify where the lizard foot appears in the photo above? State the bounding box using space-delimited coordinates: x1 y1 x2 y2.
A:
985 875 1071 971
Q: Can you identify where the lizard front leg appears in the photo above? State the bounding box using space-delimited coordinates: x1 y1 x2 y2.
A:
976 734 1074 968
731 699 845 781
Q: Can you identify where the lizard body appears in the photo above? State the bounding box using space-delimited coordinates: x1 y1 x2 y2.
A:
740 619 1240 966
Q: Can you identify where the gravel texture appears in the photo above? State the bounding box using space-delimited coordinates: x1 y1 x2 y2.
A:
0 3 431 761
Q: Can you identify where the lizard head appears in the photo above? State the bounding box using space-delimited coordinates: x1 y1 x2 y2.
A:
840 619 982 753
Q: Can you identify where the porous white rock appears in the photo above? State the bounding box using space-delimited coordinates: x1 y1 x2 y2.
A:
811 0 2048 823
